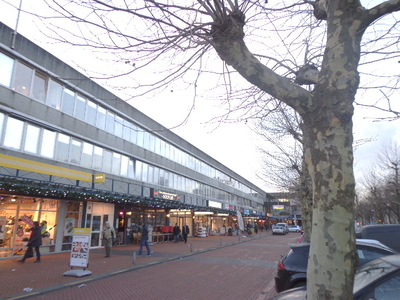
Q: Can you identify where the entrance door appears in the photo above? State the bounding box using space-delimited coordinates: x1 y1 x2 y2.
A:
85 202 114 248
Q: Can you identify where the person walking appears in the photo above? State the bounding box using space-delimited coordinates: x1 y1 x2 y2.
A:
102 221 116 258
18 221 42 263
182 224 189 244
173 223 181 243
138 222 151 256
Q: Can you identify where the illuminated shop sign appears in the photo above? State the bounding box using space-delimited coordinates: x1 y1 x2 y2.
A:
152 189 180 201
208 200 222 208
273 205 284 210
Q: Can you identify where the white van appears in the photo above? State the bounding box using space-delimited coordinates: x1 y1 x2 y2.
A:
276 223 289 234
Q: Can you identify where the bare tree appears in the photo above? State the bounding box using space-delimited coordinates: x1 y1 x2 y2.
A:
15 0 400 298
254 102 313 241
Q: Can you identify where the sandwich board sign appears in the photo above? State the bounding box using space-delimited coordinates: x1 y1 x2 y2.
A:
63 228 92 277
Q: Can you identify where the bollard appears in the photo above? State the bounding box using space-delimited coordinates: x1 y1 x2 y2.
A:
132 251 136 264
190 244 193 252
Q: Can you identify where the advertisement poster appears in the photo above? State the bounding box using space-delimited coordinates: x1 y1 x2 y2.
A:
64 218 75 236
69 228 90 268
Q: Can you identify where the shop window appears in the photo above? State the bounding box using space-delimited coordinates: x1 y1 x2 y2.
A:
81 142 93 169
0 52 14 87
96 106 106 130
74 95 86 121
62 201 82 251
32 73 47 102
61 88 75 115
69 139 82 165
55 133 70 162
102 149 112 173
85 100 97 126
23 124 40 154
40 129 56 158
46 79 63 109
3 117 24 150
11 61 33 96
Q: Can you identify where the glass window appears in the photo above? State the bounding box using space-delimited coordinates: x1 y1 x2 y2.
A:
130 124 138 144
0 52 14 87
128 159 135 179
61 88 75 115
153 167 159 185
149 134 155 152
24 124 40 154
143 132 150 150
135 161 142 181
96 106 106 130
102 150 112 173
120 155 129 177
105 111 115 133
69 139 82 165
4 117 24 149
160 140 166 157
40 129 56 158
0 113 4 136
55 133 70 162
155 137 161 155
112 153 121 175
142 162 148 182
85 100 97 126
32 73 47 102
93 146 103 171
148 166 154 184
11 62 33 96
123 120 130 141
115 116 123 138
74 95 86 121
159 169 164 186
46 79 63 109
81 142 93 168
137 130 144 147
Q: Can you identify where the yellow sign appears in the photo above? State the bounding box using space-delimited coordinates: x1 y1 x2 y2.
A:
73 228 91 235
0 154 92 182
94 174 106 183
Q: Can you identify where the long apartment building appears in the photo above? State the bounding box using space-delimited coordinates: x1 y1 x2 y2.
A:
0 22 267 258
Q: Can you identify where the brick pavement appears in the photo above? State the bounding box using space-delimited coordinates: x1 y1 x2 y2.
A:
0 231 300 300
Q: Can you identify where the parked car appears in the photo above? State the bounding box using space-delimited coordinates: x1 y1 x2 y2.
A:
356 224 400 252
288 225 302 233
274 239 398 293
276 223 289 234
271 253 400 299
273 226 286 235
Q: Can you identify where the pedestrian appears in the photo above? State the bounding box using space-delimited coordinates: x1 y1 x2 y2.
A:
173 223 181 243
138 222 151 256
102 221 116 257
18 221 42 263
254 223 258 234
235 224 239 235
182 223 189 243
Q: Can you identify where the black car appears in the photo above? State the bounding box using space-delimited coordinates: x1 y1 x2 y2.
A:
275 239 398 293
271 254 400 299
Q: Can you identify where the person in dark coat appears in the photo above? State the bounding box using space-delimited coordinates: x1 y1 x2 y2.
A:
182 224 190 244
173 223 181 243
18 221 42 263
138 222 151 256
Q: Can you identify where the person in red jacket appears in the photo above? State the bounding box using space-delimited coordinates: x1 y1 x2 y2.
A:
18 221 42 263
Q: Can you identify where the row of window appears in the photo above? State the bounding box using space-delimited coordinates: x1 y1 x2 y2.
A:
0 51 261 200
0 112 259 208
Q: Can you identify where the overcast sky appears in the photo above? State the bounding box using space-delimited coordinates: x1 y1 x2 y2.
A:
1 1 399 193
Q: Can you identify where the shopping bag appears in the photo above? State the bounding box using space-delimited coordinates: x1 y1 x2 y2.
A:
25 247 34 258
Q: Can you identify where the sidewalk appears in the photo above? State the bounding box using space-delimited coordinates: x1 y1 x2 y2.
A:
0 231 291 300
